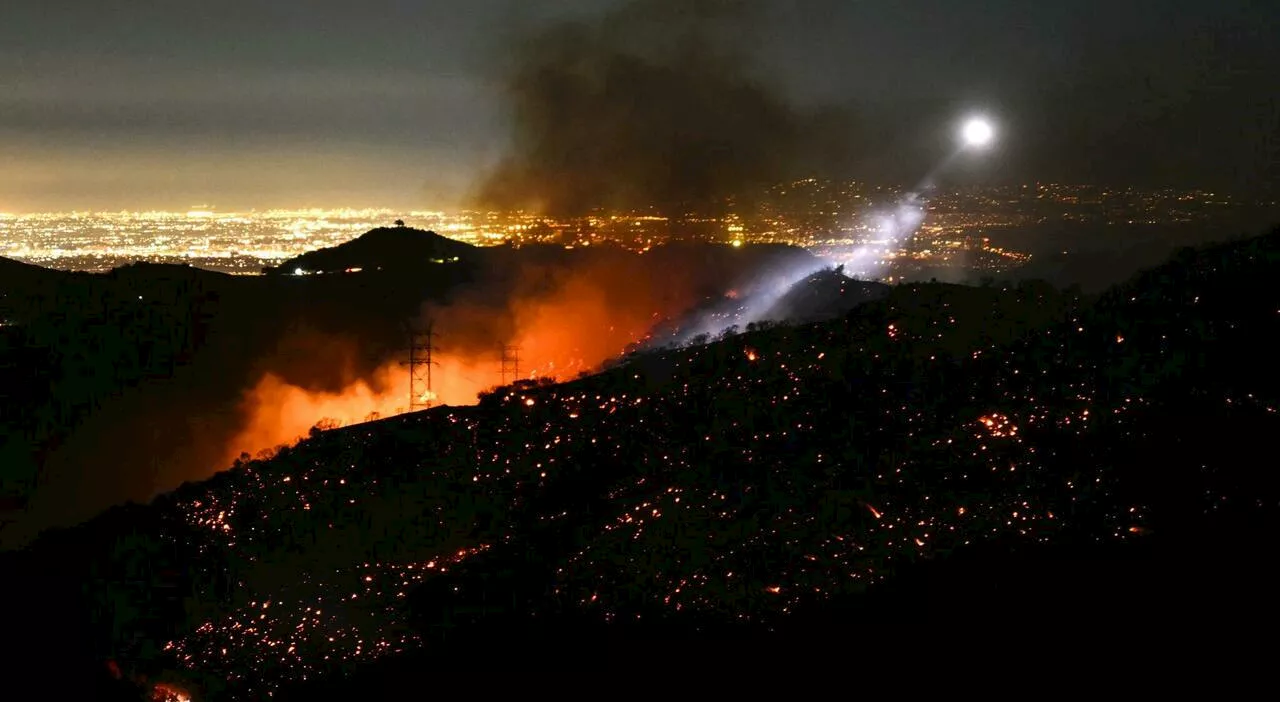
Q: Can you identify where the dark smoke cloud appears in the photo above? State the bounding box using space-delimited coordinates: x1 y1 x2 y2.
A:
479 0 852 216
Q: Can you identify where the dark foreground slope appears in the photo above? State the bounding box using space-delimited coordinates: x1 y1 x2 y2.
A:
5 230 1280 697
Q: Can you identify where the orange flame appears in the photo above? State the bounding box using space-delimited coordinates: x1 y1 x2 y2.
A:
220 257 695 467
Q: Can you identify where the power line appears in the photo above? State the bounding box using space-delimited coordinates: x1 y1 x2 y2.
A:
500 344 521 386
402 323 438 411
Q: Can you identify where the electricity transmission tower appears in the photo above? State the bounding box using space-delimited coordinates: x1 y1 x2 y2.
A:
403 324 438 411
500 344 521 386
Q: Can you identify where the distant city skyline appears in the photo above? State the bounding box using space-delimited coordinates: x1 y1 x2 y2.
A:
2 181 1262 283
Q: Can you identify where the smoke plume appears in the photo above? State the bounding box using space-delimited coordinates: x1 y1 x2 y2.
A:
479 0 850 216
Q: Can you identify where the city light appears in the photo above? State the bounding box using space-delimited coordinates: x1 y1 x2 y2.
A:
0 185 1241 279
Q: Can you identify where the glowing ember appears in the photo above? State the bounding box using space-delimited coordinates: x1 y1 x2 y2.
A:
151 683 192 702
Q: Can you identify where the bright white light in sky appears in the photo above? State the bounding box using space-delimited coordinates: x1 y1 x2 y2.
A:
961 117 995 148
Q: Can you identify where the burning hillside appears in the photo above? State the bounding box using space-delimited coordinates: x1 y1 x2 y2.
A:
220 246 719 464
221 237 885 468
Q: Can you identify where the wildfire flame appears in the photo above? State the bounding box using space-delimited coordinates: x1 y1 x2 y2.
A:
220 258 694 468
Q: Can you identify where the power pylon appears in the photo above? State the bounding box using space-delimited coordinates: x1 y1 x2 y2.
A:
403 324 438 411
500 344 521 386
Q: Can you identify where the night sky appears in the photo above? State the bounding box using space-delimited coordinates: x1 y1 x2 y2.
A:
1 0 1275 211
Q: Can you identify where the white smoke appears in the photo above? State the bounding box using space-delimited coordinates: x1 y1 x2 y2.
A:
643 191 930 349
841 192 926 279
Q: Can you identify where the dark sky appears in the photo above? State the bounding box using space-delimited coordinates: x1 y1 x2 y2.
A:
1 0 1275 212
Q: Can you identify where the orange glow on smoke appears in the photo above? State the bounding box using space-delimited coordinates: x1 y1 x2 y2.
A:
510 270 662 378
222 364 406 463
221 258 697 467
223 354 512 464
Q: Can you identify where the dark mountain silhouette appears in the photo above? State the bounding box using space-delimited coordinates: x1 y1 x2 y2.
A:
762 267 889 322
268 227 477 275
0 254 59 285
4 227 1277 696
994 218 1266 293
